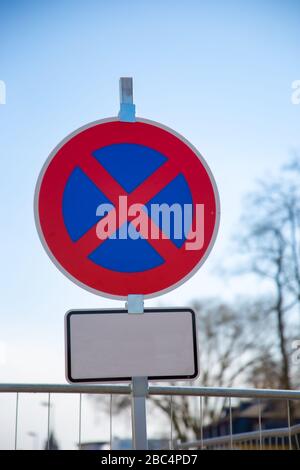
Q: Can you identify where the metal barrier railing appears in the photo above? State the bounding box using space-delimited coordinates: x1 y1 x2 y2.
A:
177 423 300 450
1 384 300 450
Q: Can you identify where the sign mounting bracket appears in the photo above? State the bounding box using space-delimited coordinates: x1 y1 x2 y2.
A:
119 77 136 122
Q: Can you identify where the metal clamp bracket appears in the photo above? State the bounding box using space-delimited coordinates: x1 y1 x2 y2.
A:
126 294 144 314
119 77 136 122
131 377 149 397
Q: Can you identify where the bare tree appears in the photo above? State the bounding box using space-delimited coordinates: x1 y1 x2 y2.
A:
148 298 281 441
236 157 300 389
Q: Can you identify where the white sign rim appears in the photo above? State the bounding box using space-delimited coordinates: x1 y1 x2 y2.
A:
34 117 220 300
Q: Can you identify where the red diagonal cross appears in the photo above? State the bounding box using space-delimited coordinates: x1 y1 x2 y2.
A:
72 153 183 262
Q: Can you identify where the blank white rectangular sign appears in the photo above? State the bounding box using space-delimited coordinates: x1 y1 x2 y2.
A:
65 309 198 382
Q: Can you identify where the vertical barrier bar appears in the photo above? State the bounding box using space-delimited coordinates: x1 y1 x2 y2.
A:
47 393 51 450
170 395 173 450
287 400 292 450
110 394 113 450
14 393 19 450
78 393 82 450
199 396 204 449
295 434 299 450
258 399 262 450
268 436 271 449
229 397 233 449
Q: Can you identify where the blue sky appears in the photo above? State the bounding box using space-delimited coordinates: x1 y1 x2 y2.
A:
0 0 299 448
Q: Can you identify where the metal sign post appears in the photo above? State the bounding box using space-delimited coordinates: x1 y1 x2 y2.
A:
120 81 148 450
127 294 148 450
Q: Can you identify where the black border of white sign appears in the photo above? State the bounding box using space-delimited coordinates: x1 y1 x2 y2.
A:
65 308 198 382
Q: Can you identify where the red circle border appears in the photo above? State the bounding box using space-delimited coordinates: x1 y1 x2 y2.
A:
35 118 220 299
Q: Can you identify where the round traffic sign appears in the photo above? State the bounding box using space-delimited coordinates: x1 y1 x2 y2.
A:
35 118 220 299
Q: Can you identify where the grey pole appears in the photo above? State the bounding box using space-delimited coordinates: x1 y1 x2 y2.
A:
127 294 148 450
118 79 148 449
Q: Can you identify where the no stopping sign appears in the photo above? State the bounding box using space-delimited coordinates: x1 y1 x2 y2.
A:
35 118 220 299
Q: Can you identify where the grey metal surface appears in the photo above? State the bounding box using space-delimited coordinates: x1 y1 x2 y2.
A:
14 393 19 450
119 77 135 122
0 383 131 394
126 294 144 313
78 394 82 450
199 396 204 449
47 393 51 450
119 77 133 104
169 396 173 450
128 293 148 451
131 377 148 450
110 394 113 450
287 399 292 450
148 385 300 400
228 396 233 449
258 399 262 450
1 384 300 400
